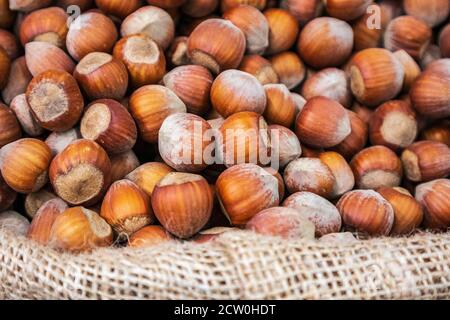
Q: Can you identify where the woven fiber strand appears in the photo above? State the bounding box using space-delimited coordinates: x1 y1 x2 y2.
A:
1 228 450 300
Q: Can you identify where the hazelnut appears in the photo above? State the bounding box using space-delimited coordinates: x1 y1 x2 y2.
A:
350 146 403 189
101 179 154 235
410 65 450 119
217 112 271 167
27 198 68 245
66 11 118 61
0 211 30 236
401 141 450 182
238 54 279 85
297 17 353 69
162 65 213 116
421 123 450 147
246 206 315 239
348 48 404 107
324 0 373 21
45 128 82 156
369 100 418 151
384 16 432 61
263 84 297 127
0 103 21 148
0 138 52 193
415 179 450 229
211 69 266 117
269 124 301 168
152 172 213 238
121 6 175 51
301 68 352 108
330 110 368 160
295 96 351 148
95 0 141 19
269 51 305 89
80 99 137 154
284 0 324 26
377 187 423 235
291 92 306 116
264 8 299 55
113 34 166 88
26 70 84 132
49 139 111 206
109 151 140 183
187 18 246 74
337 189 394 236
159 113 213 172
223 5 269 55
10 94 43 137
216 163 280 225
393 50 421 92
25 41 75 77
182 0 219 18
0 173 17 212
129 225 174 248
404 0 450 27
220 0 266 12
49 206 113 252
126 162 174 196
24 189 58 218
284 158 335 198
440 24 450 58
282 191 341 236
129 85 186 143
74 52 128 101
1 56 32 105
319 151 355 198
19 6 68 47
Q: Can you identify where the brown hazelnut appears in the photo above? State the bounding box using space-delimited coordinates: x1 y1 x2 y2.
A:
350 145 403 189
80 99 137 154
26 70 84 132
369 100 418 151
74 52 128 101
152 172 213 238
415 179 450 229
297 17 353 69
263 84 297 127
283 191 341 236
269 124 302 168
0 103 21 148
129 225 174 248
109 151 140 183
49 139 111 206
401 141 450 182
129 85 186 143
187 18 246 74
0 138 52 193
1 56 32 105
337 189 394 236
25 41 75 77
238 54 279 85
125 162 174 197
295 96 351 148
269 51 305 89
324 0 373 21
211 69 266 117
216 163 280 225
10 94 43 137
113 34 166 88
404 0 450 27
162 65 213 116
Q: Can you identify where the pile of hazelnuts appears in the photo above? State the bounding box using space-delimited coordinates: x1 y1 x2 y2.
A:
0 0 449 252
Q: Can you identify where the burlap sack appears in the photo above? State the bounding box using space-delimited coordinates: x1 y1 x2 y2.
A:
1 227 449 300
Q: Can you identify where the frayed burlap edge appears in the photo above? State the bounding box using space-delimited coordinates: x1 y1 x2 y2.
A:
1 228 449 300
